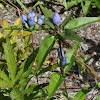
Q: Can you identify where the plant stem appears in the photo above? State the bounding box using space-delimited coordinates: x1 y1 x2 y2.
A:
31 32 34 51
58 40 69 100
61 68 69 100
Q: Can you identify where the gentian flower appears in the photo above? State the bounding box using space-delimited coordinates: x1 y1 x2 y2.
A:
53 12 61 26
58 48 64 59
27 12 35 26
21 14 27 24
61 57 67 66
31 12 35 18
37 15 45 25
28 18 35 26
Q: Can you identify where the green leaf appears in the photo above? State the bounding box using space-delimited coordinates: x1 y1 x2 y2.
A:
42 18 55 29
97 82 100 88
24 84 36 94
37 66 58 76
59 29 83 42
36 35 56 73
18 78 30 92
16 0 29 13
75 87 89 100
64 43 79 72
35 25 50 31
95 0 100 9
0 80 11 88
25 86 48 100
64 0 81 10
3 35 17 82
33 83 48 91
61 13 72 28
0 25 22 30
17 49 38 91
0 69 11 86
23 48 39 72
81 1 91 16
0 3 4 9
0 61 5 67
97 96 100 100
40 5 53 22
48 73 65 98
10 88 24 100
65 17 100 29
17 48 38 80
14 65 24 83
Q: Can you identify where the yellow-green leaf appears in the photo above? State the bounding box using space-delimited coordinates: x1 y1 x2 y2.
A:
3 35 17 82
14 18 21 25
0 19 10 28
18 31 31 36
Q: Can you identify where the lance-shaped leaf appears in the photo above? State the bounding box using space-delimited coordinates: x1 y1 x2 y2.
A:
42 18 55 29
81 1 91 16
36 35 56 73
0 19 11 34
48 73 65 98
95 0 100 9
59 29 83 42
16 0 29 13
0 69 11 86
3 35 17 82
75 87 89 100
37 66 58 76
0 80 11 88
15 48 38 83
61 13 72 28
64 43 79 73
0 25 22 30
65 17 100 29
10 88 24 100
14 18 21 26
97 96 100 100
40 5 53 22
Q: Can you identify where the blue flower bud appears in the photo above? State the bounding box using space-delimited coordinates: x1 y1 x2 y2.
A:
37 15 45 25
27 13 35 26
58 48 64 59
40 15 45 19
61 57 67 66
21 14 27 24
53 12 61 26
31 12 35 18
27 18 35 26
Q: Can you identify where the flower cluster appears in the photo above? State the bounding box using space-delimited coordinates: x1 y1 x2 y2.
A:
21 12 45 26
58 48 67 67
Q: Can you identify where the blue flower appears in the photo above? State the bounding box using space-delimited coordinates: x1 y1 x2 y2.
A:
58 48 64 59
37 15 45 25
21 14 27 24
28 13 32 18
31 12 35 18
28 18 35 26
53 12 61 26
27 13 35 26
61 57 67 66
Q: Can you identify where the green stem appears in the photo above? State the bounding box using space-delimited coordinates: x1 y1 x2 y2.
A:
58 40 69 100
61 69 69 100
